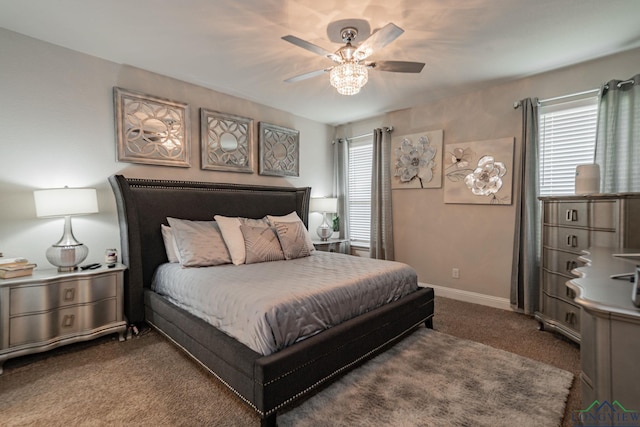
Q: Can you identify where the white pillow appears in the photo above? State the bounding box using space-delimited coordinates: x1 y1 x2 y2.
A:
266 211 315 252
161 224 180 263
214 215 245 265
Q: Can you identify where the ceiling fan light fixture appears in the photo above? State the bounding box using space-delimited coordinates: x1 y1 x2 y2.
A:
329 62 368 95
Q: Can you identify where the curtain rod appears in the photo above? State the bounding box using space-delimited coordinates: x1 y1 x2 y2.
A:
337 126 394 142
513 88 599 109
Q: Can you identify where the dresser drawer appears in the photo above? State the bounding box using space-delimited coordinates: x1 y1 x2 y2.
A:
542 270 576 302
542 248 583 276
9 273 117 315
545 201 588 227
591 200 617 230
9 298 118 348
543 226 590 252
542 294 581 332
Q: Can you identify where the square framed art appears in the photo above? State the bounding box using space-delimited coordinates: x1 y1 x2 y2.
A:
200 108 254 173
114 87 190 167
258 122 299 177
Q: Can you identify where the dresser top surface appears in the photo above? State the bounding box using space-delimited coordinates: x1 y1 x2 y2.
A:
539 192 640 201
0 264 126 287
568 247 640 319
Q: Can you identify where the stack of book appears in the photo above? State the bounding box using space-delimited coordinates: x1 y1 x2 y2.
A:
0 257 37 279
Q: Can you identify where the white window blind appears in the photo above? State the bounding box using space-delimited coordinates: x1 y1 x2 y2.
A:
348 138 372 246
539 96 598 196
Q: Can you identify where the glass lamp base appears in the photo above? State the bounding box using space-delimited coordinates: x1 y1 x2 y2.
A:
46 244 89 272
316 224 333 241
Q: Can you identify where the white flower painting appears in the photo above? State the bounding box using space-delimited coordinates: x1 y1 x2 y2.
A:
391 129 443 189
444 137 514 204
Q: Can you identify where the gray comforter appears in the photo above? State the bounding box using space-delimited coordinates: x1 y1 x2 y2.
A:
151 251 418 355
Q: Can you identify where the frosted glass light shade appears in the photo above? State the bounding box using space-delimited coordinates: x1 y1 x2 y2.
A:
33 187 98 271
309 197 338 213
34 188 98 217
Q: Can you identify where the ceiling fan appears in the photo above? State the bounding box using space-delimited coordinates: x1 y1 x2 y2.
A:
282 22 425 95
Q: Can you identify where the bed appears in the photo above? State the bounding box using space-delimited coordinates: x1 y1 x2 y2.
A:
108 174 434 426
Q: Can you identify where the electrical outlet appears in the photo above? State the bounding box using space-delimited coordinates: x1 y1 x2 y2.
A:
452 268 460 279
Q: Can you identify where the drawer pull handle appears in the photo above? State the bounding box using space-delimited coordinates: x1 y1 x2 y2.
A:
564 312 576 325
62 314 75 328
566 260 578 272
63 288 75 302
566 235 578 248
565 209 578 222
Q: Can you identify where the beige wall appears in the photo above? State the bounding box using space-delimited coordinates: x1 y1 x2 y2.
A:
338 47 640 303
0 28 334 268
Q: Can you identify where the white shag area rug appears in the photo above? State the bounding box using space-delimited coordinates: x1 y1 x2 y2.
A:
279 328 573 426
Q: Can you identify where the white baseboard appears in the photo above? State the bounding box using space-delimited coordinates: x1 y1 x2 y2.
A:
420 282 513 311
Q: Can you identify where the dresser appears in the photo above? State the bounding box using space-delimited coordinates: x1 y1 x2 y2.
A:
537 194 640 343
568 247 640 411
0 265 127 373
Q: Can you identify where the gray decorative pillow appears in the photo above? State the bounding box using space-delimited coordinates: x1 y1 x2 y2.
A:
240 217 270 228
240 225 285 264
167 217 231 267
267 212 315 252
274 221 312 260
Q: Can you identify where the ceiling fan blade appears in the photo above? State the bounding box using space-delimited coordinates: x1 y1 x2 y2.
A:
284 68 332 83
367 61 425 73
354 23 404 60
282 35 341 62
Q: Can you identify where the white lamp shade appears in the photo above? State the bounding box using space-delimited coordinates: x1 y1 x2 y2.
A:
34 188 99 217
310 197 338 213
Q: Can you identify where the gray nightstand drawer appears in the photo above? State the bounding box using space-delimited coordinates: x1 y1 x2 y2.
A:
9 298 117 348
9 274 117 315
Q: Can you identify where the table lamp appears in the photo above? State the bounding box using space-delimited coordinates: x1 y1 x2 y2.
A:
309 197 338 241
34 187 98 271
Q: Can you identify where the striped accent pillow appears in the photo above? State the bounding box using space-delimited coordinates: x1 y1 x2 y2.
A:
274 221 311 260
240 225 285 264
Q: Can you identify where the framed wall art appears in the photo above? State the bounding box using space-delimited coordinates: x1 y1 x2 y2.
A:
391 129 443 189
258 122 299 177
200 108 253 173
443 137 514 205
114 87 190 167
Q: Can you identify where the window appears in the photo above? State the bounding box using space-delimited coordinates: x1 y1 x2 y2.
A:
347 137 372 246
539 95 598 196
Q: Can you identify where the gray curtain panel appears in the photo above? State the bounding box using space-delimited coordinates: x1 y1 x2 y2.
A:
333 138 350 253
370 127 394 260
510 98 540 315
595 74 640 193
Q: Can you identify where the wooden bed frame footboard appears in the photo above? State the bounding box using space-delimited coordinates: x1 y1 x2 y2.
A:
108 174 435 426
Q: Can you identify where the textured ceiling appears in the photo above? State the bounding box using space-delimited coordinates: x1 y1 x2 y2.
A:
1 0 640 125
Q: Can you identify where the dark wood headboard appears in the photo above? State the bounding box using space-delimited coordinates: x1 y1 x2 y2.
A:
108 174 311 323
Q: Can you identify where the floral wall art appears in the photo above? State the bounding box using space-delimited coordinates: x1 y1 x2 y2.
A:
391 129 443 189
443 137 514 204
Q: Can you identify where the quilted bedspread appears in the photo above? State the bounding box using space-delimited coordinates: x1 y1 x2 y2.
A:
151 251 418 355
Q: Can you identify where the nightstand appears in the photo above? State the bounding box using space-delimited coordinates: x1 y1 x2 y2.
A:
0 264 127 374
312 238 350 254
